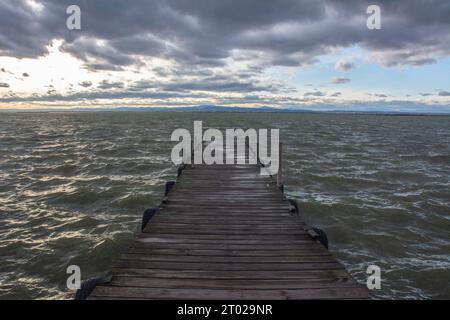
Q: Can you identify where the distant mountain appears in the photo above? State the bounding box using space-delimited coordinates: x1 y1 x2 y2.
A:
96 105 315 113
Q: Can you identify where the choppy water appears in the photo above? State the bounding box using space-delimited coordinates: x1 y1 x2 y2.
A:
0 112 449 299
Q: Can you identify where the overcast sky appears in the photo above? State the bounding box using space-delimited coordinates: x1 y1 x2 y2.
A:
1 0 450 112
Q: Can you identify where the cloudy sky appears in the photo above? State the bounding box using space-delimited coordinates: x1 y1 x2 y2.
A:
1 0 450 112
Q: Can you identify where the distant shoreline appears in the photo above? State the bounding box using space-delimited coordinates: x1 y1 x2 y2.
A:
1 107 450 117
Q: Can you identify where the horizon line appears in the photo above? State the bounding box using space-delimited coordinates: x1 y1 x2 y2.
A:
1 105 450 115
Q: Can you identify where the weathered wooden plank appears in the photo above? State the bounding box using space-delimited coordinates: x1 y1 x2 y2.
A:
154 212 294 218
113 260 345 271
147 222 306 229
90 286 367 300
126 247 332 257
110 268 353 280
152 214 301 222
107 276 359 290
141 227 306 234
144 225 307 232
134 238 324 247
148 218 306 227
143 227 310 236
135 236 316 243
119 253 336 263
130 243 326 252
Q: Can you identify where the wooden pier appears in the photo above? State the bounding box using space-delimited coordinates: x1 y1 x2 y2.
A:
87 141 368 300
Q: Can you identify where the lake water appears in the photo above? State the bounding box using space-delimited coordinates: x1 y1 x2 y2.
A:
0 112 449 299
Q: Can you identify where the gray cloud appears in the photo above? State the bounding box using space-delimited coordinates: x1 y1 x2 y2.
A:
22 72 29 77
162 79 277 93
438 90 450 96
305 91 326 97
0 82 10 88
97 80 125 90
129 73 285 94
79 81 93 88
335 60 354 71
331 77 351 84
0 90 201 103
368 93 388 98
419 91 450 97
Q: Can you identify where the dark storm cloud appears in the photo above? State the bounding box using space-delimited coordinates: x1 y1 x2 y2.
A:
129 73 284 94
1 0 450 70
22 73 30 77
0 82 10 88
0 1 75 58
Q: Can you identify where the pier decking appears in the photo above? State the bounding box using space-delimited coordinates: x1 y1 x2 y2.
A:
88 143 368 299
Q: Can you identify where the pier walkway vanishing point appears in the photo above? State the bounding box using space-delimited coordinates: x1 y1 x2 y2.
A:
84 139 368 299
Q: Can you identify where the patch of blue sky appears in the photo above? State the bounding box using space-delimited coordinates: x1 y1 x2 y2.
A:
268 45 450 97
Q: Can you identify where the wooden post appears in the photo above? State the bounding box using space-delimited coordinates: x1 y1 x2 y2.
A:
277 142 283 191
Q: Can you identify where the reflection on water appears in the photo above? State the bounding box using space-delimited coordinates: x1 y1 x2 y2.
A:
0 112 449 299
